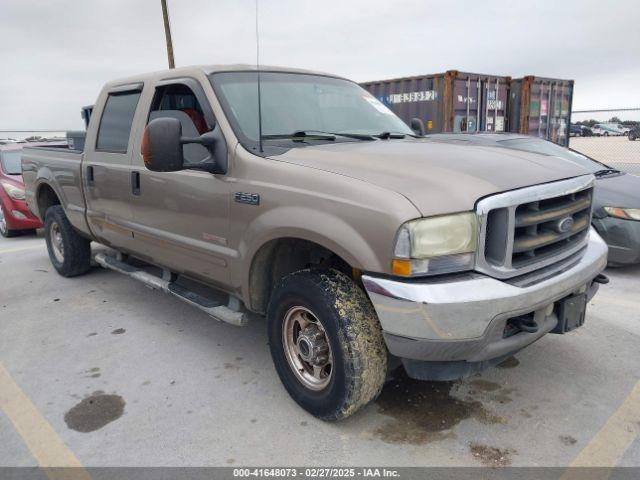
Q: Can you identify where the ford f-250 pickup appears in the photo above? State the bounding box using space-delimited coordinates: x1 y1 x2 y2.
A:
22 65 608 420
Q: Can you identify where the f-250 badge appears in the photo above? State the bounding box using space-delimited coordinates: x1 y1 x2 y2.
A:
234 192 260 205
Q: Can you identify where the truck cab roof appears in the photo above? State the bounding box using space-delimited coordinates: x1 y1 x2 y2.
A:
103 64 346 90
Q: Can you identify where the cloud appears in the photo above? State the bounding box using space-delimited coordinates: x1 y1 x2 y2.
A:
1 0 638 130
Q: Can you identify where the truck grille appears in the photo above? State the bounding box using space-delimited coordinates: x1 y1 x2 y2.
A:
476 176 594 279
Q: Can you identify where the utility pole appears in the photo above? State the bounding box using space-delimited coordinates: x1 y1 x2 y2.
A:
161 0 175 68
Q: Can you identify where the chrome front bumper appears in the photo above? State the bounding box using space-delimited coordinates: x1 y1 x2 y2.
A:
362 230 608 365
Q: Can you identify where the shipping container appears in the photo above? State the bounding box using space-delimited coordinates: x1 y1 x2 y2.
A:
508 76 573 146
360 71 511 134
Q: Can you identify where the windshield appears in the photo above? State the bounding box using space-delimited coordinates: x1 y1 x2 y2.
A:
497 138 606 173
210 72 413 147
0 150 22 175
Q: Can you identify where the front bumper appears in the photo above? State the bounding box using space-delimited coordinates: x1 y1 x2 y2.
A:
593 216 640 266
1 196 43 230
362 231 608 378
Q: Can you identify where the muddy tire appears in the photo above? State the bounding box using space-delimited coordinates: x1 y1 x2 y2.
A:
44 205 91 277
267 269 387 420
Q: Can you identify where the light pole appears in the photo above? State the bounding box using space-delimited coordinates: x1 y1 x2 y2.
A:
161 0 175 69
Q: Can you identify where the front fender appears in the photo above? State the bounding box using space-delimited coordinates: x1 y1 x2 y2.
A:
237 205 386 302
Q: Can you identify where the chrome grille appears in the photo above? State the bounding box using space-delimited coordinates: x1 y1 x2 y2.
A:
476 176 594 280
511 189 591 268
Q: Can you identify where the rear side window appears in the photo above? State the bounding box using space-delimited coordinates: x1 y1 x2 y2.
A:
96 91 141 152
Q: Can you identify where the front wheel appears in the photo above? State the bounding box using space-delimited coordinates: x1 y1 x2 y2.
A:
267 269 387 421
630 132 637 141
0 206 19 238
44 205 91 277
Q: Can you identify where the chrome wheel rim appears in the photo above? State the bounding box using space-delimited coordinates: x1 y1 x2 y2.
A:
282 306 333 391
49 221 65 263
0 208 6 235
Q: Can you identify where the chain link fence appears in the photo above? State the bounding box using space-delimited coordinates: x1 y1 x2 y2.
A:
569 108 639 175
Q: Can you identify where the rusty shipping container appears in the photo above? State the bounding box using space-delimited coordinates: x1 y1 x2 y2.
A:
361 71 511 134
508 76 574 146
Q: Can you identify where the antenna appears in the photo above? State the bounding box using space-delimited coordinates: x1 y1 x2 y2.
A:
255 0 264 152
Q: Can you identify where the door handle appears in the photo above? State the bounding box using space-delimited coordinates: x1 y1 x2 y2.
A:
86 166 95 186
131 171 141 196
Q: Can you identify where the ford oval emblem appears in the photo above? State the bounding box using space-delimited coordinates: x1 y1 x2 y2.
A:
557 216 575 233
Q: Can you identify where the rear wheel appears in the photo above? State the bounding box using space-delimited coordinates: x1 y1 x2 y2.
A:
267 269 387 420
630 132 637 141
0 206 19 238
44 205 91 277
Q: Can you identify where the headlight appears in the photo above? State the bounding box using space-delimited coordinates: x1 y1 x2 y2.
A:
1 182 25 200
392 212 478 276
604 207 640 221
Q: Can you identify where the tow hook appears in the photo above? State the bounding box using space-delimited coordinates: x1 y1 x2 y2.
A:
594 274 609 285
512 315 539 334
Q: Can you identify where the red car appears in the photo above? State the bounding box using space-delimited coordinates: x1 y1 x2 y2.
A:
0 144 44 237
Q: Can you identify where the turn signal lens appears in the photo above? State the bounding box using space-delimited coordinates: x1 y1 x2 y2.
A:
392 259 412 277
604 207 640 221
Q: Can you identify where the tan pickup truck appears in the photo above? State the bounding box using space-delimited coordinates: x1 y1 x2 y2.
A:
22 65 608 420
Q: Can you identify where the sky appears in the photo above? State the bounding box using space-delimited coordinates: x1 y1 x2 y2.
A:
1 0 639 130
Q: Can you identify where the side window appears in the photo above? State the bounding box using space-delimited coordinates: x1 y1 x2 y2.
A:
148 84 211 163
96 91 141 153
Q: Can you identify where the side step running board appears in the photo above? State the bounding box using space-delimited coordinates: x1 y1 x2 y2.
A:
94 253 248 327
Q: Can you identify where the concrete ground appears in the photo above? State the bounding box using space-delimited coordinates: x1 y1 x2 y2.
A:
0 233 639 468
570 136 640 174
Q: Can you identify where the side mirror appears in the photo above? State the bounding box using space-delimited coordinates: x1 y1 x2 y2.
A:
410 117 426 136
142 117 184 172
142 118 221 173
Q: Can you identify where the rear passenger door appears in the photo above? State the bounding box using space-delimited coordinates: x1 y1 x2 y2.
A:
84 84 143 251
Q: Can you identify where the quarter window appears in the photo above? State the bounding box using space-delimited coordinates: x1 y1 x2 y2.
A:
96 91 141 152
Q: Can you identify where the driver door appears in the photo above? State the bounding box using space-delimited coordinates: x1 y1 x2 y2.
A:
128 78 232 287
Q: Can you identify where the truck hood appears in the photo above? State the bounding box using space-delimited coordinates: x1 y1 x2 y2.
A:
273 138 591 216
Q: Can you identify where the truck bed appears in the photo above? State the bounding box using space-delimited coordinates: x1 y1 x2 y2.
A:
21 145 88 232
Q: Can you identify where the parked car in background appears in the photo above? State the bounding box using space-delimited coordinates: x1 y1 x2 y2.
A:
593 124 624 136
570 124 593 137
570 124 582 136
628 124 639 141
425 133 640 266
579 125 594 136
0 144 47 237
616 124 631 135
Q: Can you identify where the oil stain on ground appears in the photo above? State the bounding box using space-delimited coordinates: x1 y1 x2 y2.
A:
496 356 520 369
466 379 516 404
64 392 125 433
83 367 101 379
469 379 501 392
470 443 514 466
560 435 577 446
374 369 503 445
111 328 126 335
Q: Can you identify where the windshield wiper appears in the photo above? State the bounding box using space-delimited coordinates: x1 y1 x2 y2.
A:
262 130 375 142
376 131 410 139
594 168 621 177
262 131 336 141
331 132 376 140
